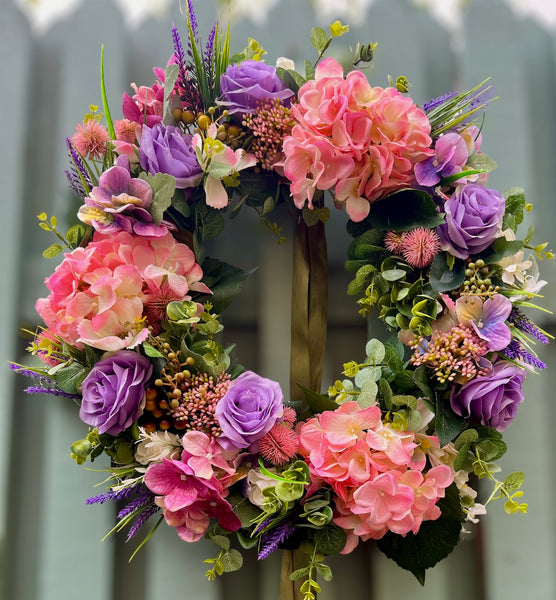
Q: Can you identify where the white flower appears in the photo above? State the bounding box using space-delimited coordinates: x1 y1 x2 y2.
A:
276 57 296 71
245 468 277 507
497 229 533 286
135 428 182 465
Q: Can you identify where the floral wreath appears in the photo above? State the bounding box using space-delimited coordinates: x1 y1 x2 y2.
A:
12 2 553 597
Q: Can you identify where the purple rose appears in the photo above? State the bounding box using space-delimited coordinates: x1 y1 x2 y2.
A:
80 350 153 436
215 371 284 451
139 124 203 189
218 60 295 117
437 184 505 259
450 361 526 431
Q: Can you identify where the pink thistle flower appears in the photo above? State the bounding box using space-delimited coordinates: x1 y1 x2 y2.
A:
384 231 407 255
71 119 109 160
281 406 298 427
259 423 299 466
399 227 441 269
115 118 140 144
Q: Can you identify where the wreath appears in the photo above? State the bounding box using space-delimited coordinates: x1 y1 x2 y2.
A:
12 3 552 598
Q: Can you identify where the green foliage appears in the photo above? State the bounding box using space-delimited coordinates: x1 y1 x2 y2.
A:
429 253 466 292
195 258 252 313
377 484 464 584
367 189 445 231
138 172 175 225
204 538 243 580
502 187 526 231
37 212 87 257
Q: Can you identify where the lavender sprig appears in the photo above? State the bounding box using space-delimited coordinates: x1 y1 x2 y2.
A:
126 503 160 541
10 363 81 399
423 91 457 113
204 24 216 74
509 307 550 344
117 487 156 520
66 137 92 194
86 485 139 506
185 0 199 53
257 522 295 560
503 339 547 369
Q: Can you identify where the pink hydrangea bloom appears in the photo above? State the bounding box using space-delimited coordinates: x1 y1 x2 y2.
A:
283 58 433 222
297 401 454 549
35 231 209 351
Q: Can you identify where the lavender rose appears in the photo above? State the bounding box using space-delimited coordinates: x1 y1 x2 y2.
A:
450 361 526 431
80 350 153 436
215 371 284 451
437 183 505 259
218 60 295 117
139 124 203 189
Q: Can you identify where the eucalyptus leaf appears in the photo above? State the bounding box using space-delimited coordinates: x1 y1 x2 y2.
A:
314 524 347 555
429 253 465 293
220 549 243 572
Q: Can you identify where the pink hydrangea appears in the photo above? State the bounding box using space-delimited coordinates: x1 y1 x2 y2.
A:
297 401 454 549
35 231 209 351
283 58 433 222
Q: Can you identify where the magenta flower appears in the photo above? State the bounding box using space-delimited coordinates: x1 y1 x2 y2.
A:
79 350 153 435
78 158 167 238
144 458 241 541
450 360 526 431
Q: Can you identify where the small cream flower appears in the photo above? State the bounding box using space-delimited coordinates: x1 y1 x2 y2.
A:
135 428 182 465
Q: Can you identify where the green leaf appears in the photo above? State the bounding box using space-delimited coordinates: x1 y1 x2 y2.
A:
381 268 407 282
504 471 525 492
220 549 243 572
435 395 465 446
195 258 253 313
304 59 315 80
466 152 497 173
429 253 466 293
65 224 85 245
42 243 63 259
483 238 524 263
313 524 347 555
55 362 89 394
227 494 263 528
148 173 176 225
210 535 230 550
310 27 328 51
163 63 179 119
290 567 310 581
383 343 404 374
298 384 338 415
100 45 115 140
315 562 333 581
367 189 444 231
377 484 464 584
142 343 165 359
275 67 300 95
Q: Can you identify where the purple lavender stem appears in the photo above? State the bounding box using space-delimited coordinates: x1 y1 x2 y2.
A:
66 138 92 189
117 489 156 520
185 0 199 49
86 485 139 505
25 386 81 399
126 504 160 541
204 24 216 71
509 307 549 344
423 91 457 112
503 340 547 369
257 522 295 560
